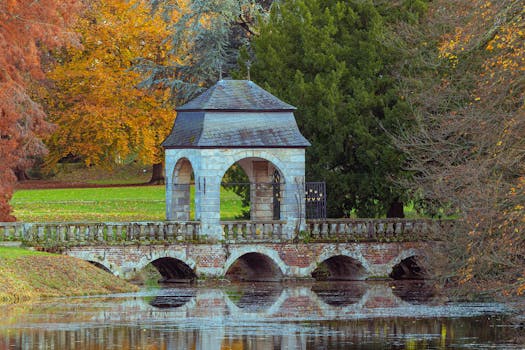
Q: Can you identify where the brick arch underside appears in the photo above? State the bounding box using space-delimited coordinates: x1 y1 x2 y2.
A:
150 257 197 282
388 249 428 280
224 247 287 282
311 255 368 281
216 150 289 182
87 260 113 274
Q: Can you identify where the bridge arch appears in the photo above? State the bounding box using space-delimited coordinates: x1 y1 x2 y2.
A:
87 260 113 274
64 250 117 276
306 249 371 281
223 247 287 282
134 251 197 282
150 257 197 283
388 249 428 280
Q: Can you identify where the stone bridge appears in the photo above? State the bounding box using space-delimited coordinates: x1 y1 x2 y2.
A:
0 219 452 281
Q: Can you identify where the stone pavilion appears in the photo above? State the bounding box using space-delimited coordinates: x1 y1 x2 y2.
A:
162 79 310 238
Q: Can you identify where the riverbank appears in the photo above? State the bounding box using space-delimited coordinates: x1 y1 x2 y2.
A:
0 247 138 303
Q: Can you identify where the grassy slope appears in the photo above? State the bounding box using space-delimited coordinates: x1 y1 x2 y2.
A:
12 186 245 222
0 247 138 303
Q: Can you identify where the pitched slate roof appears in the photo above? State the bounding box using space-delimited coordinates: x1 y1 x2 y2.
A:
162 80 310 148
176 80 295 111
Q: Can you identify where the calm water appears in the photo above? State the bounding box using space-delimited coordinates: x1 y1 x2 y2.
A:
0 281 523 350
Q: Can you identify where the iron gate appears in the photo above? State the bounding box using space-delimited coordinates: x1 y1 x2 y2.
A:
305 182 326 219
272 170 281 220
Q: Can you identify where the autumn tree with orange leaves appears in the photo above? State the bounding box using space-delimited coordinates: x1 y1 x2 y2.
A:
0 0 80 221
395 0 524 295
41 0 174 183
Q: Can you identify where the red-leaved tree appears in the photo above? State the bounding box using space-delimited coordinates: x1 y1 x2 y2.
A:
0 0 80 221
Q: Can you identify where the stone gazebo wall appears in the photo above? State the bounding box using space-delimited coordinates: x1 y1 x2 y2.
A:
165 148 306 239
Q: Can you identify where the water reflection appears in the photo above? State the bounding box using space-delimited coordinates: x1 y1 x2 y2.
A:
148 288 196 309
0 281 522 350
311 281 367 306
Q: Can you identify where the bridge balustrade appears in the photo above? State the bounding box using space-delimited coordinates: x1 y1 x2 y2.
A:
305 219 446 241
0 219 449 245
0 221 201 245
221 221 287 242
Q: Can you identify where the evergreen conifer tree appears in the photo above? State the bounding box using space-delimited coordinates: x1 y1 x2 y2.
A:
246 0 414 217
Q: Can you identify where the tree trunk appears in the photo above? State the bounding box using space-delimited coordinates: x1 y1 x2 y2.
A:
148 162 165 185
15 167 29 181
386 199 405 218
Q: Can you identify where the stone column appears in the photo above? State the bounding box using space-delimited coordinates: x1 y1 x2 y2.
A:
279 149 307 238
251 160 274 220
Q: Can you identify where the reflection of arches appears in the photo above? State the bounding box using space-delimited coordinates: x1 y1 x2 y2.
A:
312 255 367 281
389 256 427 280
389 280 436 304
226 284 283 312
150 257 197 283
220 156 285 221
225 253 284 282
87 261 113 274
170 157 194 221
311 282 368 306
149 289 196 309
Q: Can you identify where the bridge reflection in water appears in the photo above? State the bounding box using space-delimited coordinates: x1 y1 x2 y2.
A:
0 282 518 350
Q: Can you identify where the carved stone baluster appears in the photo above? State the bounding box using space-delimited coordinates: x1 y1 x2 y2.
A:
386 222 394 235
164 223 173 241
235 223 241 240
395 222 403 235
97 225 104 241
147 223 154 241
37 225 45 242
377 222 385 236
114 225 122 241
330 223 337 239
244 223 250 240
186 223 194 240
320 222 328 238
56 225 64 243
83 225 91 242
263 223 270 239
312 222 320 239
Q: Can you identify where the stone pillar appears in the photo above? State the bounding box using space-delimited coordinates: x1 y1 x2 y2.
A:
196 177 221 238
279 149 306 238
251 160 274 220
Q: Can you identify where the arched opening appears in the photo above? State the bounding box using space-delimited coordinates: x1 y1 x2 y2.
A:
150 257 196 283
312 255 367 281
220 157 284 221
170 158 195 221
389 256 427 280
87 261 113 274
221 164 251 220
225 253 284 282
311 282 368 306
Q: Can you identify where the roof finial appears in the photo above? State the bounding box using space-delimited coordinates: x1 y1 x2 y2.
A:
246 60 252 81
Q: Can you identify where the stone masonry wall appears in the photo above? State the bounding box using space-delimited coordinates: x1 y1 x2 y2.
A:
66 241 431 280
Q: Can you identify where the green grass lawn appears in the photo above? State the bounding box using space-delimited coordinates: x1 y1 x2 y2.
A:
12 186 246 222
0 247 51 258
